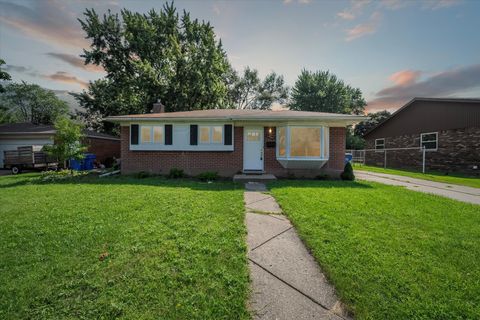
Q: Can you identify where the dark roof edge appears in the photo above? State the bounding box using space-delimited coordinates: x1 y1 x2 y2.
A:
363 97 480 138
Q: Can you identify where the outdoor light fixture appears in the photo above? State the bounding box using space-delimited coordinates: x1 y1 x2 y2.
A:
268 127 273 134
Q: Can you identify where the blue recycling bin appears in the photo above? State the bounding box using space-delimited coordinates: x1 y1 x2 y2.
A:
345 153 353 164
83 154 96 170
69 154 96 170
69 158 83 170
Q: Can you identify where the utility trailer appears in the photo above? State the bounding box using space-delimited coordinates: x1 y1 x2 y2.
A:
3 146 57 174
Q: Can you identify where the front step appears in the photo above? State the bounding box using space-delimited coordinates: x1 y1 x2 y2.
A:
233 173 277 183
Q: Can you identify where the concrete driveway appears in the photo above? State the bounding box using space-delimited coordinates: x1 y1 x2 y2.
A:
355 170 480 205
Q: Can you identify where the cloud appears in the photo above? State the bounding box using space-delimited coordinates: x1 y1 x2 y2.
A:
0 0 88 49
337 0 371 20
380 0 410 10
283 0 311 4
389 70 422 86
367 64 480 111
4 64 40 77
345 11 382 41
423 0 462 10
4 65 28 73
43 71 88 88
46 53 104 72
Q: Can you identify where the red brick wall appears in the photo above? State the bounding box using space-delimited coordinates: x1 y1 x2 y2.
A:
121 126 244 176
327 127 346 173
120 125 346 177
85 137 121 163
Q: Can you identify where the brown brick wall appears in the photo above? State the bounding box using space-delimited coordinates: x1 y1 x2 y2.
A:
364 127 480 174
120 125 347 177
85 137 121 163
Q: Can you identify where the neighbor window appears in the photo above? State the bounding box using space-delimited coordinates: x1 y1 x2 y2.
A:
278 127 286 157
141 125 164 144
375 138 385 150
200 126 223 144
421 132 438 150
289 127 321 157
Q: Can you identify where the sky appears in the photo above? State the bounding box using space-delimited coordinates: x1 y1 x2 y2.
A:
1 0 480 113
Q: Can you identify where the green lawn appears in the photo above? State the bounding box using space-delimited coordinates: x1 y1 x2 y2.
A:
270 180 480 319
354 163 480 188
0 174 249 319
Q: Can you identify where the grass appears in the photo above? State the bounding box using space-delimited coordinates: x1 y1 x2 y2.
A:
270 180 480 319
353 163 480 188
0 174 249 319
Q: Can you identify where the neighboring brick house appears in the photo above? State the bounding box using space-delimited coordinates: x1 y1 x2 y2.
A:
107 106 364 178
0 123 120 167
364 98 480 174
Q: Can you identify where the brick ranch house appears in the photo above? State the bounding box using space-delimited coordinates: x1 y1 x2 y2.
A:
364 98 480 174
0 122 121 168
107 106 364 178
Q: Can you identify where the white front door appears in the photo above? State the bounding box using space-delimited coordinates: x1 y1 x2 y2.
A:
243 127 264 171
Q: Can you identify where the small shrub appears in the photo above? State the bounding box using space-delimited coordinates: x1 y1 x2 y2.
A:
315 173 330 180
287 172 296 180
341 162 355 181
168 168 185 179
135 171 151 179
40 169 89 182
197 171 218 182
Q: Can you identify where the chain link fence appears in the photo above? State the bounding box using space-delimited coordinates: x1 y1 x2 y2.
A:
346 147 427 173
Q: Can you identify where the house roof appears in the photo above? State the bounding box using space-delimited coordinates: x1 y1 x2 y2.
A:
106 109 365 123
0 122 120 140
363 97 480 138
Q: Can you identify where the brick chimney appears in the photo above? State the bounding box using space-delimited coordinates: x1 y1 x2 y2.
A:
151 100 166 113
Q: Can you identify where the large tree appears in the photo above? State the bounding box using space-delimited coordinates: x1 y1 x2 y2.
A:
74 3 233 132
354 110 391 137
289 70 366 115
0 58 11 93
0 82 69 124
229 67 289 110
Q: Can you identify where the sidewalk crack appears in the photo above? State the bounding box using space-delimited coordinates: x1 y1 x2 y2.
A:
248 258 349 320
250 226 293 251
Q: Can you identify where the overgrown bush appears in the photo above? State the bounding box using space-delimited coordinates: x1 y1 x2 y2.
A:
168 168 185 179
40 169 89 182
340 162 355 181
197 171 218 182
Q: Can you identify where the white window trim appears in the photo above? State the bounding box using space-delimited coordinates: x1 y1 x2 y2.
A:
140 125 165 145
420 132 438 151
199 125 223 144
375 138 385 151
276 125 328 160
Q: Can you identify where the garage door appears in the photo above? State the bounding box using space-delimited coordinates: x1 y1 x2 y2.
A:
0 138 53 168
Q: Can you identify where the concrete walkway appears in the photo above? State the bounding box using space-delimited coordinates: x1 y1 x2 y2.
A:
356 170 480 205
244 182 350 320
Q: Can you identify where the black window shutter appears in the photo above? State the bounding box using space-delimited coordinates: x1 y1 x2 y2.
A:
190 124 198 145
224 124 233 145
130 124 139 145
165 124 173 145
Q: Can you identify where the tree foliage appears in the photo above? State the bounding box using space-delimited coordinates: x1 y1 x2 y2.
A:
44 117 87 168
0 82 69 124
0 58 11 93
74 2 233 132
229 67 288 109
354 110 391 137
289 70 366 115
